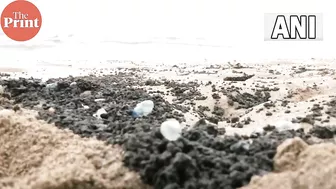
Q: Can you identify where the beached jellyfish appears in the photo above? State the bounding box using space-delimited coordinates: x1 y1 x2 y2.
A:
160 119 182 141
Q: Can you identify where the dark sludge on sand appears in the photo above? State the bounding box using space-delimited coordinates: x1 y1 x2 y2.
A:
0 74 334 189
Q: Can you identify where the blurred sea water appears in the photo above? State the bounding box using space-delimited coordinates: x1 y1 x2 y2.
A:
0 0 335 68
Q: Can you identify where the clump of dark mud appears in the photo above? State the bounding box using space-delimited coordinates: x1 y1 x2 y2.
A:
224 73 254 81
226 90 271 109
123 126 311 189
308 125 336 139
0 76 184 145
1 75 333 189
164 81 207 103
325 97 336 118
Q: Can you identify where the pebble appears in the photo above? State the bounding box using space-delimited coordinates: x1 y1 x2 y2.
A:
231 117 239 123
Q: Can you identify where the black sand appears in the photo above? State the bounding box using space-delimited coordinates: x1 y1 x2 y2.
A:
0 73 334 189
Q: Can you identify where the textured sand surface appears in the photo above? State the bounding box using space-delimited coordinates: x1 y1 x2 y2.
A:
141 61 336 134
0 107 149 189
1 60 336 189
241 137 336 189
3 60 336 137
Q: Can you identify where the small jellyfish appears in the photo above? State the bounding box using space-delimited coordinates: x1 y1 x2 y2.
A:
160 119 182 141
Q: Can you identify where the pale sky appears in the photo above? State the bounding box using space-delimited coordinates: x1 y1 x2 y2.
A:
0 0 335 61
0 0 332 43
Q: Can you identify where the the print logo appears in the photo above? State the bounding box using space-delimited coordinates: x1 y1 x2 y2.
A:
1 0 42 42
264 13 323 41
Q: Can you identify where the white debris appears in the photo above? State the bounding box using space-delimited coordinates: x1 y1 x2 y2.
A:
93 108 107 119
160 119 182 141
48 107 55 114
80 91 92 98
81 104 89 109
253 127 264 134
70 82 77 86
275 120 301 132
94 98 106 102
132 100 154 117
46 82 57 89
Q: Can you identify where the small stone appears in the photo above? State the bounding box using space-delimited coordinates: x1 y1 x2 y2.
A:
100 113 109 119
212 93 221 99
300 116 315 125
263 124 276 131
231 117 239 123
322 119 330 123
228 99 234 106
236 123 244 128
193 118 218 136
13 105 20 112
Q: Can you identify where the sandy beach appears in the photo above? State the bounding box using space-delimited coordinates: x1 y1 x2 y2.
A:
1 0 336 187
0 59 335 188
3 59 336 135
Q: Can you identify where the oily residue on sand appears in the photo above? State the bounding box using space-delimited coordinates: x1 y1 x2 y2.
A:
0 109 149 189
1 70 336 189
0 76 312 189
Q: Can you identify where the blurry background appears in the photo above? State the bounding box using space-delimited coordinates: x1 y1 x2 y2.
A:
0 0 334 64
